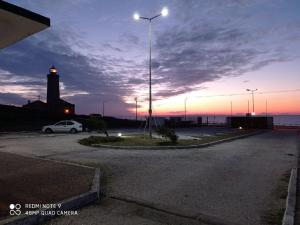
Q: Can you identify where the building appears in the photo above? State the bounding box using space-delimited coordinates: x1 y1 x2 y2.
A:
226 115 273 129
23 66 75 115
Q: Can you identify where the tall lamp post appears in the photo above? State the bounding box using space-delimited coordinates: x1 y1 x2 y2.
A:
102 101 106 118
184 97 188 121
134 97 138 121
133 7 169 138
246 88 258 115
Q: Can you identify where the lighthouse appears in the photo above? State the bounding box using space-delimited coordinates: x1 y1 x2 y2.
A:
23 66 75 115
47 65 60 105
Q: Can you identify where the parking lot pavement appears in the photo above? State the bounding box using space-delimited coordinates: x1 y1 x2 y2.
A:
0 128 234 157
0 132 93 157
0 151 94 219
0 129 298 225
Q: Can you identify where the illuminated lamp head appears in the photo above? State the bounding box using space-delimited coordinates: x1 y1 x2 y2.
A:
64 108 70 114
49 65 57 74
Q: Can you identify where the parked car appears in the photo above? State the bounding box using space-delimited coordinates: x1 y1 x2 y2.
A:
42 120 83 133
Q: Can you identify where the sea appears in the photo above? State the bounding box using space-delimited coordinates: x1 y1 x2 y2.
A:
185 115 300 126
120 114 300 126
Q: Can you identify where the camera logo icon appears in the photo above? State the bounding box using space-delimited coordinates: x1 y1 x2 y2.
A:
9 204 21 216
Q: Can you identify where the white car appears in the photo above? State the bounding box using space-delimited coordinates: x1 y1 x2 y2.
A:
42 120 83 133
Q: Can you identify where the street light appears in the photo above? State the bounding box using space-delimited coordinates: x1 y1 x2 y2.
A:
133 7 169 138
246 88 258 115
102 101 105 117
184 97 188 121
134 97 138 121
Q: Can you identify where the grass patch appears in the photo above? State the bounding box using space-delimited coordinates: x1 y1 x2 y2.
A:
79 130 254 147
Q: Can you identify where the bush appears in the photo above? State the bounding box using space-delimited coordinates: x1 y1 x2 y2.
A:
156 126 178 144
79 136 123 146
85 117 109 136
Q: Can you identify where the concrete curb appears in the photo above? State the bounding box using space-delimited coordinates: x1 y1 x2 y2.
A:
0 168 101 225
282 168 297 225
91 131 264 150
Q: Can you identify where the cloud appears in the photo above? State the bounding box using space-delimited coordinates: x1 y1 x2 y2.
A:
0 93 27 105
1 0 300 115
150 0 300 98
102 43 122 52
119 33 140 45
0 30 138 114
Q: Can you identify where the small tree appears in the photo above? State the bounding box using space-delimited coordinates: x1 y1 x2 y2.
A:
85 117 109 136
156 126 178 144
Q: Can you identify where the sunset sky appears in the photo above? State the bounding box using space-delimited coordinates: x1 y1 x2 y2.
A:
0 0 300 117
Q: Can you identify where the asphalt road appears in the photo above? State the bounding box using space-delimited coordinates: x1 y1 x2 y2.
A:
0 129 298 225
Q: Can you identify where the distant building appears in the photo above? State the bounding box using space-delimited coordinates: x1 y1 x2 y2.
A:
226 116 273 129
23 66 75 115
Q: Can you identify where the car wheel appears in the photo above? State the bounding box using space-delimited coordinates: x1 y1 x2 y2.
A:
45 128 53 133
70 128 77 134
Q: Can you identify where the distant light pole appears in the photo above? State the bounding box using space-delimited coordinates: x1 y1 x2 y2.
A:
247 100 250 114
265 99 268 117
133 7 169 138
246 88 258 115
184 97 188 121
230 101 233 116
134 97 138 121
102 101 106 117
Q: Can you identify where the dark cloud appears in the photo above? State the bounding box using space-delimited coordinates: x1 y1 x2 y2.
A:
102 43 122 52
65 94 133 115
119 33 140 45
155 87 194 99
127 78 144 85
0 93 27 105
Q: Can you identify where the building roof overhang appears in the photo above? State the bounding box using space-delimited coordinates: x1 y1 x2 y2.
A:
0 1 50 49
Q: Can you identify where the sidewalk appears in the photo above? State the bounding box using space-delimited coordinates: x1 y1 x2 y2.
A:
0 151 94 220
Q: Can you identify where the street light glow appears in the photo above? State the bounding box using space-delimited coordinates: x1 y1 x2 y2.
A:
161 7 168 17
133 13 140 20
132 8 169 138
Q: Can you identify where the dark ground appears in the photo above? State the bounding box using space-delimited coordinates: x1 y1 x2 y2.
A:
0 152 94 219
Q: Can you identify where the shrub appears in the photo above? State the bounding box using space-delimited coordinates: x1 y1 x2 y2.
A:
156 126 178 144
79 136 123 146
85 117 109 136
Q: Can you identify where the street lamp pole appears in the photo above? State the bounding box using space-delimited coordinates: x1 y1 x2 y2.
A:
102 101 105 117
184 97 188 121
246 88 258 114
148 20 153 138
133 7 168 138
134 97 138 121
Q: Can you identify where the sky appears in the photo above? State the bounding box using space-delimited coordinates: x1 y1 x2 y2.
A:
0 0 300 117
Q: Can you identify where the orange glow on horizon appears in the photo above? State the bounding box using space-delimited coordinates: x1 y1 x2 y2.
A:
129 92 300 116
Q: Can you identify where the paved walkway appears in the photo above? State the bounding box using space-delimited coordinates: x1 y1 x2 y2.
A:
0 152 94 219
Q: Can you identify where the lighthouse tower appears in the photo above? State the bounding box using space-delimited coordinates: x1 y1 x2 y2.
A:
47 65 60 105
23 65 75 115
